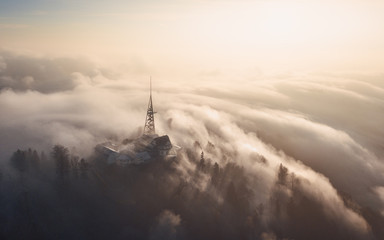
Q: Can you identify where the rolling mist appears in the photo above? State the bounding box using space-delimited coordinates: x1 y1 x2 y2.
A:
0 50 384 240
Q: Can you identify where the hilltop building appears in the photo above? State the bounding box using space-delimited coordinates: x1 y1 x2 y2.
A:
96 78 177 166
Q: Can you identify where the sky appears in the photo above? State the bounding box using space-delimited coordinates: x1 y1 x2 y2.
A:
1 0 384 76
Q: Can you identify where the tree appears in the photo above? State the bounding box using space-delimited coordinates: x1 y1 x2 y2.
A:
11 149 28 173
40 151 47 162
79 158 88 179
277 163 288 186
226 181 238 206
211 162 220 186
70 155 80 178
198 151 206 172
31 150 40 171
51 145 70 178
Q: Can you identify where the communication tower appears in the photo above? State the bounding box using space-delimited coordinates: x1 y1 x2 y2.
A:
144 77 156 135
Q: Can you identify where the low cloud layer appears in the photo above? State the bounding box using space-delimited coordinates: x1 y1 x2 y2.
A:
0 50 383 239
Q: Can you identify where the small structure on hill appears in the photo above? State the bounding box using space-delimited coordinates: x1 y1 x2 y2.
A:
96 78 178 166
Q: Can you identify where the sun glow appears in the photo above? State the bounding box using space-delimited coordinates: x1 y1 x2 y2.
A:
186 1 375 47
258 2 308 41
1 0 384 72
162 0 384 72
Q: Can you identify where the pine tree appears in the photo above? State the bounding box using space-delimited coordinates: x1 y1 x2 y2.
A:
51 145 70 178
277 163 288 186
11 149 28 173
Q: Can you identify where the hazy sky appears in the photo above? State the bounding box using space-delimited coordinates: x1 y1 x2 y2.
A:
1 0 384 75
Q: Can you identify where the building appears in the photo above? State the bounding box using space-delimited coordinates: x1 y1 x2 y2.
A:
96 79 178 166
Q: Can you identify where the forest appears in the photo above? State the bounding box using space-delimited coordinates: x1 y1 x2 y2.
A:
0 141 383 240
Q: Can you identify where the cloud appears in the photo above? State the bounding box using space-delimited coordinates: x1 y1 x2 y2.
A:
161 104 372 237
0 50 383 239
0 50 104 93
149 210 183 240
169 76 384 209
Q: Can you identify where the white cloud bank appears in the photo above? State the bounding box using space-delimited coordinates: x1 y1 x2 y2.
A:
0 50 383 238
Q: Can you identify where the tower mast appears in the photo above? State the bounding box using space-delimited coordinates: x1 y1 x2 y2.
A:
144 76 156 135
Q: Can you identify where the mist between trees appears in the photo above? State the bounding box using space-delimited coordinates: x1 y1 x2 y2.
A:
0 140 383 240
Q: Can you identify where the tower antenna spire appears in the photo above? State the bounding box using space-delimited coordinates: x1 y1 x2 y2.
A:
144 76 156 135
